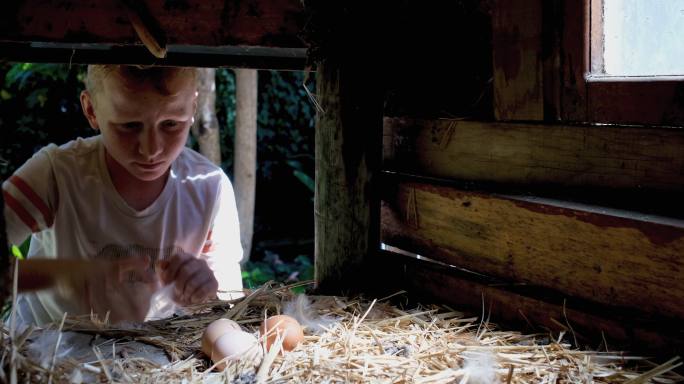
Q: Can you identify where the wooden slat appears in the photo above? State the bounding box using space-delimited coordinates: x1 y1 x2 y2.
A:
383 117 684 192
0 0 304 48
0 43 307 70
492 0 544 121
374 251 682 355
381 180 684 319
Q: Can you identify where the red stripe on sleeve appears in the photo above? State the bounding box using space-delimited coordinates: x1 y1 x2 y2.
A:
202 230 214 253
9 175 53 226
3 190 40 232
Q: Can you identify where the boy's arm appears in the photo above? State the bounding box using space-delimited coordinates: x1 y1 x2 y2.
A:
2 146 59 246
18 258 152 292
204 172 244 300
17 259 92 292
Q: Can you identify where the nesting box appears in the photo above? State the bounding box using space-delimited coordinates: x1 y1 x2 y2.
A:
0 0 682 360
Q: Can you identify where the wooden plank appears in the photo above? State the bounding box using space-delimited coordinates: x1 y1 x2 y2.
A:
374 251 682 355
0 0 304 48
559 0 589 122
381 180 684 319
314 58 383 293
383 118 684 192
0 43 307 70
492 0 544 121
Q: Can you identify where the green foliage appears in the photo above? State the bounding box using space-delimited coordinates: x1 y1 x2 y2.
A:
242 252 314 293
256 70 315 191
215 68 237 173
0 63 91 180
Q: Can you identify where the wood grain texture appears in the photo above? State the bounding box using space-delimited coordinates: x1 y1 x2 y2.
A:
375 252 682 355
381 181 684 319
492 0 543 121
559 0 589 122
1 0 304 48
383 118 684 192
314 59 383 293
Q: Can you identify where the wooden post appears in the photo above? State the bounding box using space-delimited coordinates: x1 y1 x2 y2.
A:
234 68 258 262
191 68 221 165
314 58 383 293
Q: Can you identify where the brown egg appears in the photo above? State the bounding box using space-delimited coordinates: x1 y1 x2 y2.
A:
259 314 304 352
201 318 241 357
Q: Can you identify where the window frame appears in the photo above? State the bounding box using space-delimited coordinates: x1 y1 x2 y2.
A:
559 0 684 126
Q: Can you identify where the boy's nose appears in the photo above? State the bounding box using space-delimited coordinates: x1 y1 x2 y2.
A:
139 128 163 160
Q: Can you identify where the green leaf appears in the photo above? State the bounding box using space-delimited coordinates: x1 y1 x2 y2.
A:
293 170 314 193
11 245 24 260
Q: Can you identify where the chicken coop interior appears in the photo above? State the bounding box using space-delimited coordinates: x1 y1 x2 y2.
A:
0 0 683 382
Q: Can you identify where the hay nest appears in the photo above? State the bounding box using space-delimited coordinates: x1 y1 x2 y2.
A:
1 282 682 383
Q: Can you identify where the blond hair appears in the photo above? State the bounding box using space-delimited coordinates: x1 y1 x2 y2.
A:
85 65 198 100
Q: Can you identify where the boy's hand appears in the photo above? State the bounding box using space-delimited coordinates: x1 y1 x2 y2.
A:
159 253 218 305
79 257 159 323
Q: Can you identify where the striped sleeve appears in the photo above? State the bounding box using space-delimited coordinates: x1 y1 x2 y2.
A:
2 146 58 245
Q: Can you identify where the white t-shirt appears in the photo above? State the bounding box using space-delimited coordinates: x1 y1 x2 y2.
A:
2 136 243 325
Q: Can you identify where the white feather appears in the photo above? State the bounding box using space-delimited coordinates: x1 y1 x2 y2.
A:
462 350 500 384
283 294 339 334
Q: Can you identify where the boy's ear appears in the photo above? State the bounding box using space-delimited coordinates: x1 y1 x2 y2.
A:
80 90 99 130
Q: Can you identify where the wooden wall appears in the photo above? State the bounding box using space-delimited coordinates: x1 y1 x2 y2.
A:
377 0 684 354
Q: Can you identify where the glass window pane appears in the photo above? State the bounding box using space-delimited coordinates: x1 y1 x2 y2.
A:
603 0 684 76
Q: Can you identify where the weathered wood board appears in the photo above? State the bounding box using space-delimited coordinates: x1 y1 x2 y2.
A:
314 59 383 293
375 251 682 355
384 118 684 192
381 180 684 319
492 0 544 121
0 0 304 47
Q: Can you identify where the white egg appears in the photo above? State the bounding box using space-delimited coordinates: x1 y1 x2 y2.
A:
211 329 263 370
202 319 240 357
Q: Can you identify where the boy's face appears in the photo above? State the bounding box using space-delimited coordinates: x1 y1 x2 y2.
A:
80 71 197 182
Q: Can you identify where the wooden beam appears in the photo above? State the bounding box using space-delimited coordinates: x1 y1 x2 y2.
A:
492 0 544 121
0 0 304 48
0 43 307 70
314 58 383 293
375 251 683 355
384 118 684 193
381 180 684 320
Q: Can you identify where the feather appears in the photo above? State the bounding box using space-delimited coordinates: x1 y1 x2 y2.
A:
283 294 339 335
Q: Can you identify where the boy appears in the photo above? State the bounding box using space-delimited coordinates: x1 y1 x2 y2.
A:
2 65 243 325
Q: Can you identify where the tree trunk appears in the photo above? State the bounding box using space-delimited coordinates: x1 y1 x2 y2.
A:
191 68 221 166
234 69 258 263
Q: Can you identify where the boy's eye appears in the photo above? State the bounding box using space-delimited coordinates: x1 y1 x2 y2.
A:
161 120 181 130
120 122 142 130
